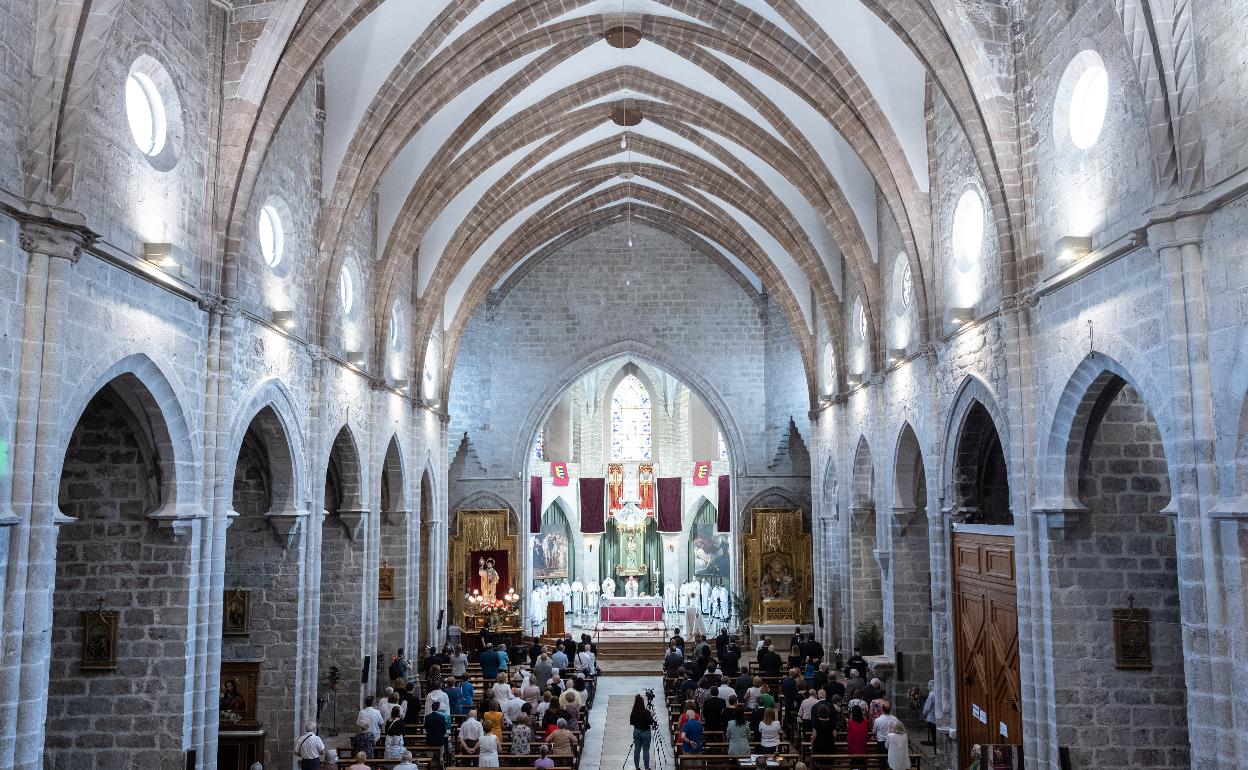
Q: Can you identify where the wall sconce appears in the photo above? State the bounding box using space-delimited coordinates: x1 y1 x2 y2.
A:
142 242 177 269
846 373 863 387
270 310 295 330
1055 235 1093 263
818 394 833 405
345 350 365 367
946 307 975 327
887 348 906 364
393 378 409 393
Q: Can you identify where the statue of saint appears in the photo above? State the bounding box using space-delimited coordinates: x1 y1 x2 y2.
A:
478 557 500 600
760 558 795 600
624 532 641 571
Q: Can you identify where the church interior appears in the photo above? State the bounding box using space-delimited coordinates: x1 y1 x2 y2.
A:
0 1 1246 769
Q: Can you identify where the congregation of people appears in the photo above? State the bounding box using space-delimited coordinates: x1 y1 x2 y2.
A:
663 628 928 770
292 634 599 769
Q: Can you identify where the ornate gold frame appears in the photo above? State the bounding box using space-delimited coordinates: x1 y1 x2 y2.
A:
740 508 811 624
448 509 517 625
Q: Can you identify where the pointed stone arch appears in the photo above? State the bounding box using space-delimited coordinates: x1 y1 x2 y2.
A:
890 421 932 708
943 375 1011 525
379 434 409 662
849 435 882 651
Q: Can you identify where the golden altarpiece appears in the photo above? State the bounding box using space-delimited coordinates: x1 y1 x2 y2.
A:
741 508 811 624
448 509 518 629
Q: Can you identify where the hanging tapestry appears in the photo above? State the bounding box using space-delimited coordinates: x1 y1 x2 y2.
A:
717 474 731 532
580 477 606 533
657 477 682 532
529 475 543 533
639 463 655 512
608 463 624 513
692 461 711 486
550 461 569 487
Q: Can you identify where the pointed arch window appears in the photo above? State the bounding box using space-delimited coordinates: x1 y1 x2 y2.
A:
611 374 652 462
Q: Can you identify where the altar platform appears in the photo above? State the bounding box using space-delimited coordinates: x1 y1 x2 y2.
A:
598 595 663 623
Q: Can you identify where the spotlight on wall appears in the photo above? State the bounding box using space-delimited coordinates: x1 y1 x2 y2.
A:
270 310 295 330
1055 235 1093 263
393 378 409 393
846 373 863 387
887 348 907 365
345 350 365 367
946 307 975 328
142 242 177 269
818 394 833 406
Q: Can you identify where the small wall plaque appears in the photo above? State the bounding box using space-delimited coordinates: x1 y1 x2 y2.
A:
223 589 251 636
81 609 119 671
1113 595 1151 670
379 562 395 600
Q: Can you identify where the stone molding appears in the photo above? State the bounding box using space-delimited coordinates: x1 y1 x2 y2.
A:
19 213 97 263
147 505 208 542
382 508 410 527
267 507 308 544
890 505 924 535
872 548 891 573
1034 506 1088 540
335 507 369 541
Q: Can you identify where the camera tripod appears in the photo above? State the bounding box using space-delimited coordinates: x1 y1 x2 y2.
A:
621 695 670 770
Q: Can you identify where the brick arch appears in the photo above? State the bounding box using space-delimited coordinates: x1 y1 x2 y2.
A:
55 352 198 519
851 435 875 510
1037 353 1179 514
228 379 308 515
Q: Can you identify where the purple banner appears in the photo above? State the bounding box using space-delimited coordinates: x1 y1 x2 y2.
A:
717 475 731 533
529 475 542 533
579 477 606 533
657 477 682 532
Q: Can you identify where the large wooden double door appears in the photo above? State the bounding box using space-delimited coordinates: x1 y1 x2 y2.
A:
952 532 1021 768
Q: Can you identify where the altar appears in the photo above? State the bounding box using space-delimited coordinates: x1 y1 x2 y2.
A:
599 595 663 623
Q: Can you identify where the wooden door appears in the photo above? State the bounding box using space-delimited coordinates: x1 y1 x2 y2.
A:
952 532 1021 768
547 601 565 637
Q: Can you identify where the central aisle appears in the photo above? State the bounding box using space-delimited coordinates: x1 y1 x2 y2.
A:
580 675 672 770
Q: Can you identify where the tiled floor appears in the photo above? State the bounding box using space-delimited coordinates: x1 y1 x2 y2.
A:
579 676 673 770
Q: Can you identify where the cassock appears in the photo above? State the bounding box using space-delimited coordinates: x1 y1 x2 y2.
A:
664 580 677 613
601 577 616 598
571 581 583 614
700 579 712 614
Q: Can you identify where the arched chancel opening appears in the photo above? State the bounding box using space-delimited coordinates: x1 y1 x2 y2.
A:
1049 376 1189 769
224 404 301 764
952 402 1012 524
891 423 932 721
48 374 189 770
851 436 883 655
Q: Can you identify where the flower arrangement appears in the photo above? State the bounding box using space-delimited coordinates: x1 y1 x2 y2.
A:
465 587 521 628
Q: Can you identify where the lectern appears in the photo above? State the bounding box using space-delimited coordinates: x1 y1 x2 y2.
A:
546 601 565 637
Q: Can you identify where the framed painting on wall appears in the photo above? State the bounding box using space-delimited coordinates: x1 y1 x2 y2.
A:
223 589 251 636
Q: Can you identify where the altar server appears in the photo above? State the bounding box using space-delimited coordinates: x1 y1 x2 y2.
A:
664 580 677 613
571 580 583 616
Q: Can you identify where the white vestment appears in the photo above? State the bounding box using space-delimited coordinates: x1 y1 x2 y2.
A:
678 581 690 610
663 581 677 613
685 602 705 637
624 576 639 598
700 579 712 613
601 577 616 598
586 579 600 612
560 581 572 612
571 581 584 614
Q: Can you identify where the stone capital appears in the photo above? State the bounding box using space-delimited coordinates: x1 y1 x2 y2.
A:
335 507 369 541
382 508 410 527
1033 505 1087 540
19 212 97 263
267 507 308 544
890 505 924 535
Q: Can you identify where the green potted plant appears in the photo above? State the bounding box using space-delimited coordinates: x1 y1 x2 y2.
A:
324 665 342 736
730 590 752 640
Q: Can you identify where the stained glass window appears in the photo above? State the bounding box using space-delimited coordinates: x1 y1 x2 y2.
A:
718 431 728 461
533 429 544 461
611 374 652 461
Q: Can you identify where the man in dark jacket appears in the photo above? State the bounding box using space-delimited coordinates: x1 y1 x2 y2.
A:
480 643 501 681
423 706 448 770
759 644 783 677
715 628 730 660
664 644 684 677
781 668 802 712
528 637 543 666
721 644 741 678
702 691 727 731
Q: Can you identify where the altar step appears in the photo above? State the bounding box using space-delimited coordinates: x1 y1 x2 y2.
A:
595 639 669 662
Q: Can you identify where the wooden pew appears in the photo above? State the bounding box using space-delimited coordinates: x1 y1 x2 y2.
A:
807 754 921 770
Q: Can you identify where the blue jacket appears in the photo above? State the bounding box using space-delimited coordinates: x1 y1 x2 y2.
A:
480 649 500 680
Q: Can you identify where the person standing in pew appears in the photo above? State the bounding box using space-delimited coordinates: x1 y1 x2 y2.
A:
293 721 326 770
424 705 449 770
678 710 703 754
545 718 579 757
481 643 501 681
348 751 372 770
394 750 419 770
810 703 837 756
458 708 484 756
384 705 407 758
426 679 450 716
534 744 556 769
721 643 741 678
702 686 727 731
477 720 501 768
402 683 423 735
725 707 751 756
534 650 553 690
513 712 535 755
551 643 569 674
450 645 470 679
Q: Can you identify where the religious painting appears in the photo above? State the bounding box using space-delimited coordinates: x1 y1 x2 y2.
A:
219 661 261 728
80 609 118 671
608 463 624 513
222 589 251 636
1113 600 1151 670
638 463 655 512
532 531 569 579
690 517 730 578
760 553 797 600
378 563 396 600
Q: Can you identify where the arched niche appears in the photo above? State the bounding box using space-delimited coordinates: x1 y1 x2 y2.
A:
378 435 408 665
890 422 932 706
849 436 883 653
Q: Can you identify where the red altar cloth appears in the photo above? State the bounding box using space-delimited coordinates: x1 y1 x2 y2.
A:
600 604 664 622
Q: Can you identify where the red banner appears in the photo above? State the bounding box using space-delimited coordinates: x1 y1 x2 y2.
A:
639 463 655 512
550 461 569 486
692 461 711 486
608 463 624 513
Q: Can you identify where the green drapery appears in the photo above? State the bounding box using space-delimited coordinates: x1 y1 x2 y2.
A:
599 517 663 594
687 500 717 579
539 502 574 583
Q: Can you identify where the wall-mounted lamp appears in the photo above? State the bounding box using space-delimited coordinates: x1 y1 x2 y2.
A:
946 307 975 328
818 394 833 405
846 373 864 387
345 350 365 367
1055 235 1093 263
887 348 907 364
393 378 409 393
142 242 177 269
270 310 295 330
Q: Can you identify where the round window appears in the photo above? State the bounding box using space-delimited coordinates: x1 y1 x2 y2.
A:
853 297 868 341
1056 50 1109 150
125 72 166 157
822 341 836 392
901 262 913 309
389 303 403 350
258 205 284 268
951 189 985 274
339 262 356 314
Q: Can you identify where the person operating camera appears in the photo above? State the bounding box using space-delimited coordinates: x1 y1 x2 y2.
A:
629 694 656 770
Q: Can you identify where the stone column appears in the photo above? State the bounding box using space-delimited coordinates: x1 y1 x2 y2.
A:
5 214 95 770
1148 214 1236 768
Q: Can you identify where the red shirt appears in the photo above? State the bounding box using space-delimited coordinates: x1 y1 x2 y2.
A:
846 718 870 754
